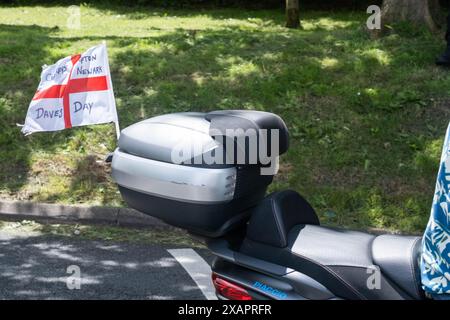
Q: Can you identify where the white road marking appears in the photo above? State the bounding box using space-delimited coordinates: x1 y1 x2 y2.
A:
168 248 217 300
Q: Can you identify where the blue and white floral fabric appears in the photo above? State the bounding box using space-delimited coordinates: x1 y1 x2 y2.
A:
421 122 450 297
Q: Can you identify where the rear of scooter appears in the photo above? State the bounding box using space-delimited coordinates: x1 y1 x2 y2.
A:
110 110 425 300
207 187 424 300
204 187 339 300
207 229 338 300
110 110 305 300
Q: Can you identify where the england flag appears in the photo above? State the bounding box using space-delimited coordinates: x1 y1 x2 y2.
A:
21 43 119 137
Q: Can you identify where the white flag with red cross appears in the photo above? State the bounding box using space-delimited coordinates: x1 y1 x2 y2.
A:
21 43 120 137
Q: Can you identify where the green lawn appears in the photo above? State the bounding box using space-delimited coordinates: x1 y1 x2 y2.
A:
1 5 450 233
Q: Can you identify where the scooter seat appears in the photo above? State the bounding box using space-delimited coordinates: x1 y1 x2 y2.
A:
372 234 422 300
289 226 423 299
241 225 423 300
240 190 424 299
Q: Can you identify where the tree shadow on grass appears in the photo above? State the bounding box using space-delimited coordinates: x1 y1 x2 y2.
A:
0 3 364 32
65 154 120 206
94 6 363 33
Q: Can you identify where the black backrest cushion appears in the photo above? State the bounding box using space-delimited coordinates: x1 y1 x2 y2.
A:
205 110 290 164
245 190 320 248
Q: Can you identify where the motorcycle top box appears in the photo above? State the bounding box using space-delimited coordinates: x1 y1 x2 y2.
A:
111 110 289 237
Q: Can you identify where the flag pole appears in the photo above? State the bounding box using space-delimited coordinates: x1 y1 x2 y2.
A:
102 40 121 140
114 120 120 140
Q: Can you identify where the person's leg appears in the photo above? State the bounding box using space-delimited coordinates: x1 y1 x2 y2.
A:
436 14 450 66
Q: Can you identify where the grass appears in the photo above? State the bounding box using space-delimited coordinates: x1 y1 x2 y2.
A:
1 5 450 233
0 219 204 247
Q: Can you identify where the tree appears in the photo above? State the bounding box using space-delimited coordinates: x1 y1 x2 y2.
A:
380 0 444 33
285 0 300 29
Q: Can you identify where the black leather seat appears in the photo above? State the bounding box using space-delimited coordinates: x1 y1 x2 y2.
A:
372 234 423 299
241 190 425 300
287 226 423 299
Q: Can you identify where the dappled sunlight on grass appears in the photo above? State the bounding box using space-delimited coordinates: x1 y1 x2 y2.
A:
302 17 358 31
318 57 340 69
360 48 392 66
413 137 443 175
0 6 286 37
227 61 261 80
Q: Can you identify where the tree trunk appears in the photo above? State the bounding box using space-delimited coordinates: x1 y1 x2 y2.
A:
285 0 300 29
381 0 444 32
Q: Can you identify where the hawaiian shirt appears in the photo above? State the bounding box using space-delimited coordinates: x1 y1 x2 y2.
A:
421 122 450 296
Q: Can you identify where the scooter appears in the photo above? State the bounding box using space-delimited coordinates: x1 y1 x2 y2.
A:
109 110 425 300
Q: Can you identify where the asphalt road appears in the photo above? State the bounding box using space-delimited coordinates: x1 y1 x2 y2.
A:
0 230 215 300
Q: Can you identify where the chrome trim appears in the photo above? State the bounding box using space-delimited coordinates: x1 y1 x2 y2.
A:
112 149 236 203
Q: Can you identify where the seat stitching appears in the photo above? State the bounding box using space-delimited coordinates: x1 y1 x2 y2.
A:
289 250 366 299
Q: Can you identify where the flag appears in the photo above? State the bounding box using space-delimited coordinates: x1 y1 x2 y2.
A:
21 43 119 137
